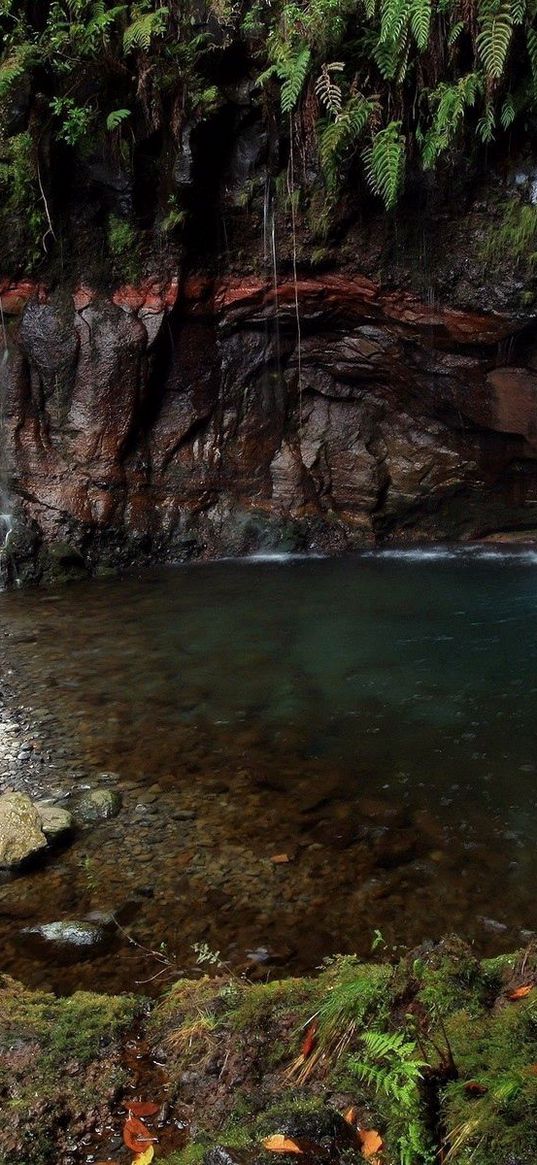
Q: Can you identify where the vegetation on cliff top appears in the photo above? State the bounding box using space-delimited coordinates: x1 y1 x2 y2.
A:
0 1 536 274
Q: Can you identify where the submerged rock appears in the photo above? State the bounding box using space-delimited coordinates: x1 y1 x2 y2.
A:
72 788 122 824
0 792 48 868
19 917 115 959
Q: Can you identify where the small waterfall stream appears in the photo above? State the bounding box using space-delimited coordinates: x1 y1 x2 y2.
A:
0 311 14 579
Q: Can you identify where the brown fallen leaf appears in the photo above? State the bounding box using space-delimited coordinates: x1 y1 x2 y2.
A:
262 1135 304 1154
357 1128 383 1160
508 984 533 1000
271 854 291 864
126 1102 161 1118
527 1064 537 1075
123 1116 157 1153
301 1020 318 1059
464 1081 488 1096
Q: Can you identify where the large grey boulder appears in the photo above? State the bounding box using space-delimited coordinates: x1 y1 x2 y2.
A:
0 792 48 868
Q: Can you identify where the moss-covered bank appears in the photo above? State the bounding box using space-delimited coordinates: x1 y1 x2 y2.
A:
1 939 537 1165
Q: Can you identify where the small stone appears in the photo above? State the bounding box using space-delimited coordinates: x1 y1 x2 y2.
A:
19 918 113 957
72 788 122 824
36 802 74 840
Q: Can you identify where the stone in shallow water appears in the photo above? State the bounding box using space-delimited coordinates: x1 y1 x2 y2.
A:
72 788 122 824
35 802 73 839
0 792 47 868
19 918 115 960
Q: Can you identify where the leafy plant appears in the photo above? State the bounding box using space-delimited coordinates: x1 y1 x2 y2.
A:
350 1030 434 1165
363 121 406 209
106 107 131 130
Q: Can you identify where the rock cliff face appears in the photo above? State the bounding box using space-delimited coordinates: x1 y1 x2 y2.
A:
1 262 537 582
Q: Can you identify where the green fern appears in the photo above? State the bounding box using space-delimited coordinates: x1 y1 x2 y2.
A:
476 101 495 141
509 0 526 22
500 92 516 127
447 19 465 47
410 0 432 50
350 1030 433 1165
280 46 312 113
380 0 412 43
420 72 482 167
106 108 131 131
319 93 375 187
363 121 406 209
476 6 513 79
123 8 168 53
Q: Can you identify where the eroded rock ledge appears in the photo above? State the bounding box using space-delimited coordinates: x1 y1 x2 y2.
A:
1 272 537 582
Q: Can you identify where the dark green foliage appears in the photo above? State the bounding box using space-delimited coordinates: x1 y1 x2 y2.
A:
0 0 537 269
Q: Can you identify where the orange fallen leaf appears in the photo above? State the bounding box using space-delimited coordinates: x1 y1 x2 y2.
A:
123 1116 157 1153
527 1064 537 1075
127 1102 161 1118
357 1128 383 1160
343 1106 359 1128
508 984 533 1000
301 1020 318 1058
262 1135 304 1154
271 854 291 864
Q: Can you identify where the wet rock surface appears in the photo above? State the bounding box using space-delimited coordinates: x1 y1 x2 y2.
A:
1 269 537 580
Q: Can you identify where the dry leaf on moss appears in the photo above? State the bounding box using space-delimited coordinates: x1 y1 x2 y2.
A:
357 1128 383 1159
508 985 533 1000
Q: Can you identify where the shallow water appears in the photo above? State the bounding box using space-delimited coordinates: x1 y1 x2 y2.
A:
1 549 536 992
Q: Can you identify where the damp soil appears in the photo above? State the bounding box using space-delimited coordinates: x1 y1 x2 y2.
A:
0 550 536 994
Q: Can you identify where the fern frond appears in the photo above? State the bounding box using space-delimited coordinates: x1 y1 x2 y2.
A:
318 94 374 187
362 121 406 208
500 92 515 127
509 0 526 22
280 46 311 113
410 0 432 51
373 38 401 79
315 62 344 117
380 0 412 43
476 101 495 141
476 7 513 79
106 108 131 131
123 8 168 53
447 20 465 47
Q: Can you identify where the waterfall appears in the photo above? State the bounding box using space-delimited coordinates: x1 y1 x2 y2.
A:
0 302 14 578
263 177 282 379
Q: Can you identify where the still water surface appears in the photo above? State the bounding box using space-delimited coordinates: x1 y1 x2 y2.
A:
1 549 536 991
